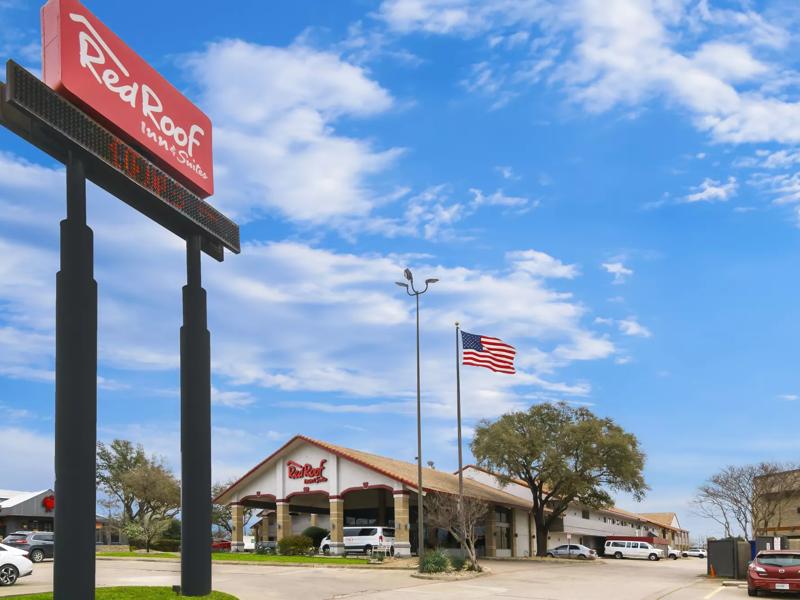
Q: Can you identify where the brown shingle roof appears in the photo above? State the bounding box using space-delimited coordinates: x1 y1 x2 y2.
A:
217 435 532 510
639 512 684 532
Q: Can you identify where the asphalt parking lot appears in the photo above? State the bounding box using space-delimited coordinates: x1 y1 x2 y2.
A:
0 556 777 599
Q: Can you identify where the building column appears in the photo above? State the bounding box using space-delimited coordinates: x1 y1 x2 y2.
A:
310 513 318 527
485 507 496 558
231 504 244 552
393 491 411 556
276 502 291 541
328 498 345 555
260 514 271 543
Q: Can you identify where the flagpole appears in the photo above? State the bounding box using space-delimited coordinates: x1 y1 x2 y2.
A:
456 322 463 502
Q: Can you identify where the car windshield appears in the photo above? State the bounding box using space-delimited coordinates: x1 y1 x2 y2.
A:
759 554 800 567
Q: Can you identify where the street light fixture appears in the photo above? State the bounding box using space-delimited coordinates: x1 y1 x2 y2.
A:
396 267 437 564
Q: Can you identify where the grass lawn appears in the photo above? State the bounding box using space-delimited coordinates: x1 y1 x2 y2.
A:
6 587 237 599
97 551 178 559
211 553 369 565
96 551 369 565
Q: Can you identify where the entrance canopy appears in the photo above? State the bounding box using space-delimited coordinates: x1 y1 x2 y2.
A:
215 435 531 510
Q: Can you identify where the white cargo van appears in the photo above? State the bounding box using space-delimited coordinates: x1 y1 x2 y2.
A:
319 526 396 555
604 540 663 561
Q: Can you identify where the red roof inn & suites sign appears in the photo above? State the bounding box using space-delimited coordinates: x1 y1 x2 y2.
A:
41 0 214 197
287 459 328 484
0 1 239 595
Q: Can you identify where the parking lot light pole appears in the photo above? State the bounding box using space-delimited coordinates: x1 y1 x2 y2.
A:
395 269 438 566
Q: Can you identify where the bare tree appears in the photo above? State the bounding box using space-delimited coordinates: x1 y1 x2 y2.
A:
693 463 800 539
425 491 488 570
212 480 254 538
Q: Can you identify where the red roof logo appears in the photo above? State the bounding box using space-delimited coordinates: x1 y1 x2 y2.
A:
42 495 55 512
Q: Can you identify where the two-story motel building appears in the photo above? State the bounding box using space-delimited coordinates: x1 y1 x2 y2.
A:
215 435 689 556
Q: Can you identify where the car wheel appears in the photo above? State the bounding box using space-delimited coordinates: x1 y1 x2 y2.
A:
322 545 330 556
30 549 45 563
699 554 705 559
748 588 758 597
648 553 659 561
0 564 18 586
614 552 623 559
546 552 554 558
364 544 372 555
577 554 588 560
682 553 688 558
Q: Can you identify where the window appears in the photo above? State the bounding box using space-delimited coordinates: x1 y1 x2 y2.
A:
611 541 625 548
359 528 377 537
382 528 395 537
343 528 360 536
569 545 581 550
581 510 590 520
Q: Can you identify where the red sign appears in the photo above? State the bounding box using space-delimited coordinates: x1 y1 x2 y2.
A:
287 459 328 484
42 495 55 512
41 0 214 197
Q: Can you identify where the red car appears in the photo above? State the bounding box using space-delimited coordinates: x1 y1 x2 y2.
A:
748 550 800 596
211 539 231 551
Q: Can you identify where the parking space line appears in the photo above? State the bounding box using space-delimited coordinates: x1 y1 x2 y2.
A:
703 587 726 600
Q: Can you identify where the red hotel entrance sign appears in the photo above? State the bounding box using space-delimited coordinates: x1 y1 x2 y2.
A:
287 459 328 484
41 0 214 198
0 1 239 597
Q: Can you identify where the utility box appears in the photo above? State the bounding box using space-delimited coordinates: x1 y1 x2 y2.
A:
708 538 751 579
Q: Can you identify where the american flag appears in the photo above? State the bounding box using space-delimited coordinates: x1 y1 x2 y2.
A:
461 331 516 374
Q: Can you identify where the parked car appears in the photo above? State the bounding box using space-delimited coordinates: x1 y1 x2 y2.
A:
667 546 682 560
211 539 231 551
682 547 706 558
747 550 800 596
546 544 597 559
1 532 54 563
319 526 396 555
0 544 33 586
604 540 664 561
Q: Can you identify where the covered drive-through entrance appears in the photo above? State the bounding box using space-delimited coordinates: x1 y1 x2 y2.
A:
214 435 532 557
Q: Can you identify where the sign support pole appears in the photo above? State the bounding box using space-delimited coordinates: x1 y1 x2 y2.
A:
180 234 212 596
54 151 97 600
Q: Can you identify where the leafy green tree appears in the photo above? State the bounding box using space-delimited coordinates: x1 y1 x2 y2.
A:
471 402 648 556
97 440 148 523
120 462 181 552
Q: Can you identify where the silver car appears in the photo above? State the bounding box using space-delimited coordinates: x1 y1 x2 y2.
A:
547 543 597 559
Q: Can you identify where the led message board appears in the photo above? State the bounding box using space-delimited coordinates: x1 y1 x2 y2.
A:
4 61 239 257
41 0 214 197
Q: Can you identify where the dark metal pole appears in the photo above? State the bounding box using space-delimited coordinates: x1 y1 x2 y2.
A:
181 234 212 596
54 152 97 600
455 322 463 501
415 291 425 564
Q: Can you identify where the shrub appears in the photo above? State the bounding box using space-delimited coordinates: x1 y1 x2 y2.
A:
450 554 466 571
301 526 329 549
277 534 313 556
419 549 450 573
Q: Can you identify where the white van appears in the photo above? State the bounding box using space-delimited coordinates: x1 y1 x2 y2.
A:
604 540 664 561
319 526 396 555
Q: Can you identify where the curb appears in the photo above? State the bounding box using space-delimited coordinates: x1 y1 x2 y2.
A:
411 570 488 581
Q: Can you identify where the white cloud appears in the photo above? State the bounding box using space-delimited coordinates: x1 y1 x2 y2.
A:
602 261 633 284
778 394 798 402
595 316 651 338
469 188 532 210
379 0 800 146
683 176 737 203
182 39 401 224
507 250 578 279
617 317 652 338
212 387 256 408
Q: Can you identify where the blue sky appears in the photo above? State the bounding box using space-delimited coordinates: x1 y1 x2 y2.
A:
2 0 800 540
